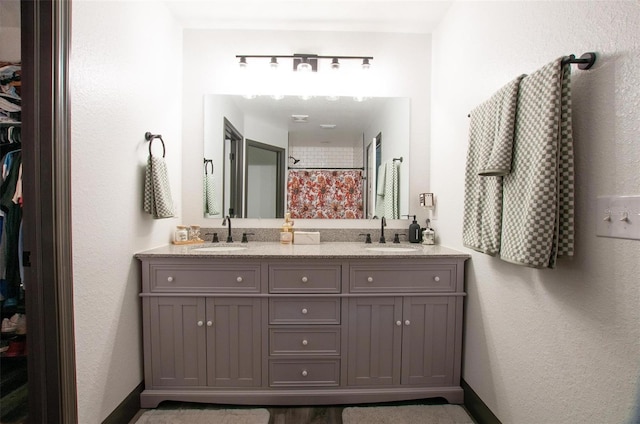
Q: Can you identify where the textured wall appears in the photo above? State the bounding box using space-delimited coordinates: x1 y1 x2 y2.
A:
70 2 182 422
431 2 640 423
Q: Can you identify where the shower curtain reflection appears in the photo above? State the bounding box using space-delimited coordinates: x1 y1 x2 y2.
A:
287 169 364 219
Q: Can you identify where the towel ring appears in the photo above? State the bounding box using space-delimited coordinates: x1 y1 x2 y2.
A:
145 132 165 158
204 159 214 174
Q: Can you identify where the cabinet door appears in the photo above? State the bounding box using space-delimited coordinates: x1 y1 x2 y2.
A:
206 298 262 387
347 297 402 386
401 296 456 386
149 297 207 387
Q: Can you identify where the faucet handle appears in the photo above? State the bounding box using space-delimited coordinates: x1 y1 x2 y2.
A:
359 233 372 244
393 233 406 244
242 232 254 243
205 232 219 243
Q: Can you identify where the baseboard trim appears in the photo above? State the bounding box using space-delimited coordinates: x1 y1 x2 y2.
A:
461 379 501 424
102 381 144 424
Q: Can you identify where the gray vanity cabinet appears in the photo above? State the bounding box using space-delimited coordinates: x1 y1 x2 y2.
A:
147 296 261 388
138 252 467 408
347 296 456 387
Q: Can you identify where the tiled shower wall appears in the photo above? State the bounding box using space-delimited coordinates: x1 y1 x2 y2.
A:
289 145 364 168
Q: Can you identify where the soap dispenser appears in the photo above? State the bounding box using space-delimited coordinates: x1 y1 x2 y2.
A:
407 215 421 243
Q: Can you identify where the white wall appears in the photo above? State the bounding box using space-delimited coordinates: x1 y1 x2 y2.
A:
431 2 640 423
182 29 431 229
70 2 182 422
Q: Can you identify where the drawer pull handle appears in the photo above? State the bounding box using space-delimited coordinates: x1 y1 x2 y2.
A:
207 321 213 327
301 308 308 315
396 320 402 326
301 276 308 283
405 320 411 326
167 276 174 282
197 321 204 327
434 276 440 282
236 276 243 283
302 339 308 346
301 370 308 377
367 276 373 283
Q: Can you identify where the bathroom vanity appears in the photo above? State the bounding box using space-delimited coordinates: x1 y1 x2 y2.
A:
136 243 469 408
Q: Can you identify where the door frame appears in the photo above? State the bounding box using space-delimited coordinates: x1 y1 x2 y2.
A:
244 139 285 219
21 0 78 422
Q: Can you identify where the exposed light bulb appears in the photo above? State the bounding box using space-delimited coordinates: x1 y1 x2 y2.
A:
270 57 278 69
238 57 247 69
330 58 340 70
297 61 312 72
361 58 371 70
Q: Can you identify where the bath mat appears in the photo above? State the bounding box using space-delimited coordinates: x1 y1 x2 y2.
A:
134 408 269 424
342 404 474 424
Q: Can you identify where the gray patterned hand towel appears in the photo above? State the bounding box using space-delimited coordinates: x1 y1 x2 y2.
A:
477 75 525 176
500 57 575 268
463 75 524 255
143 155 175 219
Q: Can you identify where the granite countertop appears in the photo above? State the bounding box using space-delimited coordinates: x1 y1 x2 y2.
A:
135 242 470 259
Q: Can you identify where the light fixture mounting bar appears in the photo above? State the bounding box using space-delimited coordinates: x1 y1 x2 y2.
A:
235 54 374 72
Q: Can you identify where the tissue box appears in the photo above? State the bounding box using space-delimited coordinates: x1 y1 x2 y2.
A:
294 231 321 245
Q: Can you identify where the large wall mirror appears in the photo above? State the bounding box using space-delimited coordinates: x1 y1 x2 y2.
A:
204 94 410 219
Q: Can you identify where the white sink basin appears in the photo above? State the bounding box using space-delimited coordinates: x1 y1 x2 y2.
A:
193 246 248 252
365 246 418 253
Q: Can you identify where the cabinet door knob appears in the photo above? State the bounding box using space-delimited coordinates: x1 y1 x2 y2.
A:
167 276 174 282
434 276 440 282
236 276 243 283
301 276 308 283
302 339 308 346
301 370 308 377
367 276 373 283
396 320 402 326
405 320 411 326
207 321 213 327
301 308 308 315
197 320 204 327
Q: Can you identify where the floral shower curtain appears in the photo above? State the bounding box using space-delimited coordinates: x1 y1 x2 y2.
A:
287 170 364 219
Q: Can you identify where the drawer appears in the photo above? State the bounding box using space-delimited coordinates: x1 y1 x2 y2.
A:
269 264 341 293
350 263 456 293
150 263 260 293
269 327 340 356
269 359 340 387
269 298 341 324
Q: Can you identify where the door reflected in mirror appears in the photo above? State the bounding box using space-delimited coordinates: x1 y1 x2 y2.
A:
204 95 410 219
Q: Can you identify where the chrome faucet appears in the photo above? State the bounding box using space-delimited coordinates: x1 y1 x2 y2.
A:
379 216 386 243
222 216 233 243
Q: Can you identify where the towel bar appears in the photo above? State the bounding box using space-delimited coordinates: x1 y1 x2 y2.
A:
145 132 165 157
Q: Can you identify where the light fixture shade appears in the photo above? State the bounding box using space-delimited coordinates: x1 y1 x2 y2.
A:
330 58 340 70
270 57 278 69
361 58 371 70
297 59 313 72
238 56 247 68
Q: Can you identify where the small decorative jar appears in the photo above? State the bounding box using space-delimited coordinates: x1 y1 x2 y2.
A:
174 225 189 243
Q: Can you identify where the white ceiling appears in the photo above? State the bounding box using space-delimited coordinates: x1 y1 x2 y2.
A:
162 0 453 33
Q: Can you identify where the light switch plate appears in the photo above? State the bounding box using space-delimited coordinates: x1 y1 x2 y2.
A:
596 195 640 240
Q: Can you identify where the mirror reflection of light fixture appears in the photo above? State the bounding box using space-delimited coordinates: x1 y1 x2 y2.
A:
289 155 301 164
235 54 372 73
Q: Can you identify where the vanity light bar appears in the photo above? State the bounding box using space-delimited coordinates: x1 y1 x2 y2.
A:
236 54 373 72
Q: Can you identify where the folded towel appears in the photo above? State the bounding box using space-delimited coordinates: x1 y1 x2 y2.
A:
143 155 175 219
500 57 575 268
203 173 220 216
462 99 505 255
477 75 525 176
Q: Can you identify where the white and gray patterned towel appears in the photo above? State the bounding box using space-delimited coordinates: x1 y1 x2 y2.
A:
477 75 525 176
375 161 399 219
463 76 524 255
203 173 220 216
143 155 175 219
500 57 575 268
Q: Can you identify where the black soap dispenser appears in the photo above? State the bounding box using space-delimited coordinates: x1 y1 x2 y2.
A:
407 215 421 243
